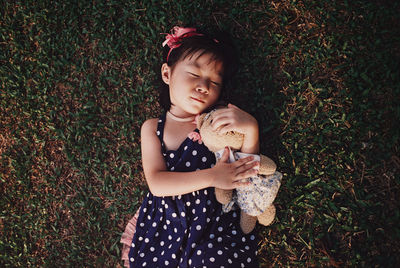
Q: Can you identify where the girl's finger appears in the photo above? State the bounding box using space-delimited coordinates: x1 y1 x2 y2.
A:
219 147 230 163
211 116 231 131
233 180 251 188
233 156 255 167
228 103 239 109
235 161 259 176
237 168 259 180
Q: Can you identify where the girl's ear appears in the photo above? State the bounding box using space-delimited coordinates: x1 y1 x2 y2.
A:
161 63 171 85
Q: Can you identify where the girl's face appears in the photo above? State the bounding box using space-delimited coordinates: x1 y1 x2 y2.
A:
161 51 224 117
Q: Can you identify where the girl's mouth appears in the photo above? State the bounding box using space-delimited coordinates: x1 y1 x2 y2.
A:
191 97 205 103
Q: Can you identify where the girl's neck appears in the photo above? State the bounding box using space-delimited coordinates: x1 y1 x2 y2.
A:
166 111 196 123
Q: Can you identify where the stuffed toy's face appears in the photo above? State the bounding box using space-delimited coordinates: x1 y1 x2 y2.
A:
197 109 244 153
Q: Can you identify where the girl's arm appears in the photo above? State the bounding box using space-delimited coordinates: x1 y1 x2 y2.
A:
210 104 260 154
141 118 259 197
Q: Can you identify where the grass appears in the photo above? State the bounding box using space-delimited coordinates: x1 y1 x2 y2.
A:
1 0 399 266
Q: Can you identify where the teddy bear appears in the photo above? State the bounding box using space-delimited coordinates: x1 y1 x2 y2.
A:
190 108 283 234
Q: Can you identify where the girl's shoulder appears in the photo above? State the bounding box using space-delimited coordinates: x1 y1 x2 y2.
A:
141 118 160 136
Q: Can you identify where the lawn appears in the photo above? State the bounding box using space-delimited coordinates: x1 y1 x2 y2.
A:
1 0 399 266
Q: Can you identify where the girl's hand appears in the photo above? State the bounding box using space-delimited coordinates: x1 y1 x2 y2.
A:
210 104 260 154
211 147 259 189
210 103 258 136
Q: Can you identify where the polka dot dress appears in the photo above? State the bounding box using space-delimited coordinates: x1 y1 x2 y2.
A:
128 113 259 267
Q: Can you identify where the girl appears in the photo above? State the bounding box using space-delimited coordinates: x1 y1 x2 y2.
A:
121 26 261 267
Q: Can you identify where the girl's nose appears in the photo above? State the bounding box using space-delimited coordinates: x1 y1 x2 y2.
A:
196 79 210 94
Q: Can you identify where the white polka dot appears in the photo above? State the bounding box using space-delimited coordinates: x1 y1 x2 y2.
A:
207 200 211 205
250 235 255 240
150 246 155 251
202 157 207 162
210 257 215 262
186 161 191 167
167 220 171 224
184 146 188 150
172 212 177 217
208 243 213 248
218 226 223 232
206 217 210 223
140 223 144 227
186 201 191 206
160 241 164 246
210 234 215 239
165 260 169 265
192 209 196 214
171 166 175 171
218 237 222 242
153 257 158 262
247 257 252 263
165 204 169 209
143 262 147 266
169 153 175 158
203 207 206 212
138 236 143 241
228 259 232 264
143 208 147 212
197 250 202 255
196 225 202 230
242 237 246 242
194 216 199 221
152 222 157 227
218 250 223 255
144 238 149 243
157 130 160 136
192 243 196 248
195 199 200 204
168 235 172 240
234 252 238 258
155 232 159 237
245 246 250 250
140 252 145 257
172 253 176 259
204 189 208 195
181 211 185 217
130 257 134 262
192 150 197 156
211 163 215 168
174 228 178 233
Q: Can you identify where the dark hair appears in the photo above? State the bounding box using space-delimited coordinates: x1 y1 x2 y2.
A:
158 28 238 111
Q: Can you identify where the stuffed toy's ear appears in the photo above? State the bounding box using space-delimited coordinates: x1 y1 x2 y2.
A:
196 114 207 129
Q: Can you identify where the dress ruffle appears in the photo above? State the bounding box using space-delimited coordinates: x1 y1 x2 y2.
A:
120 209 140 268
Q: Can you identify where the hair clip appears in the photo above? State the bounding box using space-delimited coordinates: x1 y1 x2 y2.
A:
161 26 203 62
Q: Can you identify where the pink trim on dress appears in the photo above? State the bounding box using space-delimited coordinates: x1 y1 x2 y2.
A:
120 209 140 267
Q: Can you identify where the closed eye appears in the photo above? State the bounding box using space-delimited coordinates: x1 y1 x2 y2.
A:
188 72 200 77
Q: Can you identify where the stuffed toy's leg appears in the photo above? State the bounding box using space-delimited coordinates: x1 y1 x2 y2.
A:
215 188 232 204
240 211 257 234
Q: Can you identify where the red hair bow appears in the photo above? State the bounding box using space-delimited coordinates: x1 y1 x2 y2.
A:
162 26 203 62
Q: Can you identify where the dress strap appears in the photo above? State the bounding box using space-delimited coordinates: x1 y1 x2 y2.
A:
156 112 167 155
